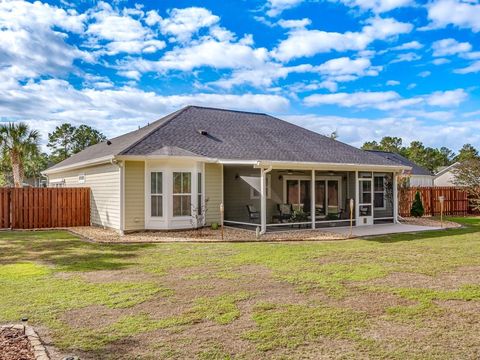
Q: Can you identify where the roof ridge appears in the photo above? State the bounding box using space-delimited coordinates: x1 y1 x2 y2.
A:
119 106 191 155
187 105 268 116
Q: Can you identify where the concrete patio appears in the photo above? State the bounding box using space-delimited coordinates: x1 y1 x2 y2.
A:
323 223 442 237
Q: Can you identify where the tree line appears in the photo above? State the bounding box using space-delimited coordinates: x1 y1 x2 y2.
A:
0 122 105 187
361 136 480 173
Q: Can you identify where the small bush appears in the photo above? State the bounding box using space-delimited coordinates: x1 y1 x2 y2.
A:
410 191 424 217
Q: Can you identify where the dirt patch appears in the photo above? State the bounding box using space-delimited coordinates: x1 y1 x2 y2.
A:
435 299 480 313
69 226 347 243
365 266 480 290
0 327 34 360
400 217 461 229
331 289 415 315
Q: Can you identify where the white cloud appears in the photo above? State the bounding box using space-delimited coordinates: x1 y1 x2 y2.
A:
432 38 472 56
418 70 431 77
432 58 451 65
0 0 90 82
304 88 468 110
454 61 480 74
390 52 421 63
272 17 413 61
126 37 269 73
210 63 313 89
159 7 220 42
391 41 423 50
86 2 165 55
426 89 468 107
283 113 480 150
334 0 413 13
316 57 381 78
278 18 311 28
0 79 290 142
303 91 404 109
265 0 305 17
210 56 380 89
426 0 480 32
386 80 400 85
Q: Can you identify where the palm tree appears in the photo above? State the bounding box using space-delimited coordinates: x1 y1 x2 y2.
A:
0 123 40 188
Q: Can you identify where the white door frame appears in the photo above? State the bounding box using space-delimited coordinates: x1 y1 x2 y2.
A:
358 177 374 226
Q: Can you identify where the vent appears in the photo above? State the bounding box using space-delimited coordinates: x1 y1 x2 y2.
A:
198 129 209 136
106 140 112 145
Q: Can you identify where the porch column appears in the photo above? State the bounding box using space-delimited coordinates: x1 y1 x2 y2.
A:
393 172 398 223
354 170 359 226
311 169 315 229
260 168 267 234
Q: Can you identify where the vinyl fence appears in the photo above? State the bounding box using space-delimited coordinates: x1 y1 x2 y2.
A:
0 187 90 229
399 187 469 217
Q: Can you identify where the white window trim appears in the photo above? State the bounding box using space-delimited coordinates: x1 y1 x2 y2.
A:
373 174 386 210
172 172 192 218
150 171 164 218
250 173 271 200
78 173 86 184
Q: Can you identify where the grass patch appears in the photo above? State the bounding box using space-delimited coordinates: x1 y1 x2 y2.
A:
2 217 480 358
245 302 366 351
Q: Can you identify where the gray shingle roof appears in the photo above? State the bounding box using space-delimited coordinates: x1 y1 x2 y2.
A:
366 150 432 175
48 106 403 171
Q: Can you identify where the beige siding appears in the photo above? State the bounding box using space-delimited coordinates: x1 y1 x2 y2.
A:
48 163 121 230
205 163 222 225
124 161 145 231
410 175 434 187
434 171 456 187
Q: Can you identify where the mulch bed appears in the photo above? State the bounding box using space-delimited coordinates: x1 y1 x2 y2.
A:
0 327 34 360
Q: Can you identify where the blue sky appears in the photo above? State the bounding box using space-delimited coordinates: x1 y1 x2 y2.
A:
1 0 480 152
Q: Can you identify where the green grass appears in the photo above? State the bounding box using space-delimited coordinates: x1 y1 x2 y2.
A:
1 217 480 358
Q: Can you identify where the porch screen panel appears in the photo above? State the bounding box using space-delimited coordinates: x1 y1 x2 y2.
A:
315 180 326 216
173 172 192 216
287 180 299 210
151 172 163 217
300 180 311 213
327 181 339 214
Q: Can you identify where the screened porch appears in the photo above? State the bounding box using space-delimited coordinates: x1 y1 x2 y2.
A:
222 165 396 232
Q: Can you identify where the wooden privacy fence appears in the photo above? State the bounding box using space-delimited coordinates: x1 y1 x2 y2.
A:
399 187 469 217
0 188 90 229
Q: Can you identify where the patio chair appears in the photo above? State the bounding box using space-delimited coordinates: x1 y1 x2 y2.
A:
277 203 293 223
246 205 260 222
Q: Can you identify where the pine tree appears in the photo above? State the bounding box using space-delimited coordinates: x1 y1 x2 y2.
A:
410 191 424 218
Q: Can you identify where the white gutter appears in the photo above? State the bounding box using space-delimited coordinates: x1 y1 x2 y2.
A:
42 155 115 175
253 160 410 172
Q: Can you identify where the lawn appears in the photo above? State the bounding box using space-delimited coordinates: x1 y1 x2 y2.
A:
1 218 480 359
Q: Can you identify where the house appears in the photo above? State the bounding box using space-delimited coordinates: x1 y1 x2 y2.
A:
366 150 434 187
43 106 410 234
434 162 460 186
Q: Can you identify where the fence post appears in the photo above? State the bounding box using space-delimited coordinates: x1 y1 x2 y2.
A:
430 187 434 217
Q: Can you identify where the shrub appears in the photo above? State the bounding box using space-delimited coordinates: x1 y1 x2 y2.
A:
410 191 424 217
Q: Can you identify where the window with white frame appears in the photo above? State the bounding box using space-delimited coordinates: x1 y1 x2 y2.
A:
173 172 191 217
250 174 271 199
78 174 86 184
197 172 202 215
151 172 163 217
374 175 386 209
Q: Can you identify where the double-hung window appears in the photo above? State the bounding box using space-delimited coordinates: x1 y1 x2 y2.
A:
374 175 386 209
173 172 192 216
151 172 163 217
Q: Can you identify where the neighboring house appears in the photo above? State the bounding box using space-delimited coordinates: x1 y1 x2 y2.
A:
43 106 409 234
367 150 434 187
434 162 460 187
